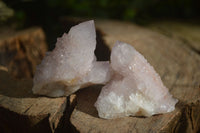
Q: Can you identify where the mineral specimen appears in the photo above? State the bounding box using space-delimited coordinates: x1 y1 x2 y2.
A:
95 41 178 119
33 20 177 119
32 20 110 97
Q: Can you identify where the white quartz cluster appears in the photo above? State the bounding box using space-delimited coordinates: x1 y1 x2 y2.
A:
95 42 178 119
33 20 178 118
33 20 110 97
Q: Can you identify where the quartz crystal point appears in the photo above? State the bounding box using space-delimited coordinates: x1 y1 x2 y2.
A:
95 41 178 119
33 20 110 97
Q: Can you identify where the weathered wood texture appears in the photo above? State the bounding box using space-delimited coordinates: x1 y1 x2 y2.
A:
0 27 47 78
0 19 200 133
0 28 73 133
147 21 200 53
0 67 70 133
70 19 200 133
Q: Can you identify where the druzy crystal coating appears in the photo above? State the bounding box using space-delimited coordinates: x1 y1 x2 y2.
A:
95 42 178 119
33 21 110 97
33 20 177 118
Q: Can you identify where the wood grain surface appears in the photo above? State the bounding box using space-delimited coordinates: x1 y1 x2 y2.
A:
0 19 200 133
70 19 200 133
0 27 47 78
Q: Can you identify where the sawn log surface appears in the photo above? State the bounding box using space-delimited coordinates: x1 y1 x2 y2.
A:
0 19 200 133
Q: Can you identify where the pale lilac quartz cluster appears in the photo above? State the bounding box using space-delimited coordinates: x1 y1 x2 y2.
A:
33 20 110 97
95 42 178 119
33 20 177 118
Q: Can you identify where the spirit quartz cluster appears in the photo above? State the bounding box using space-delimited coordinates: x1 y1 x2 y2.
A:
33 21 110 97
33 20 178 119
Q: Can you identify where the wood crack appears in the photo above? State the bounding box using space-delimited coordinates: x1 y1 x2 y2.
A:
188 106 194 130
1 20 200 133
172 122 179 133
178 37 200 56
23 104 33 114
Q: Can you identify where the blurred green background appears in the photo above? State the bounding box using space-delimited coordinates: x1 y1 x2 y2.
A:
1 0 200 49
2 0 200 25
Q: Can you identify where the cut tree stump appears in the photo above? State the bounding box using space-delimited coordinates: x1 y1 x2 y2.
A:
0 67 65 133
0 66 77 133
0 27 47 79
0 19 200 133
69 19 200 133
0 27 73 133
147 21 200 52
